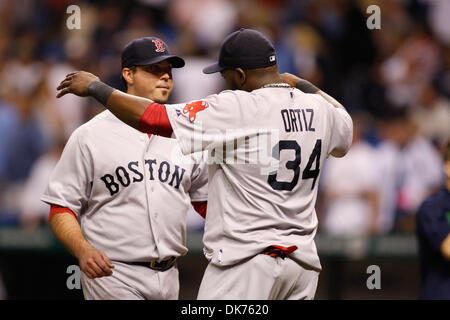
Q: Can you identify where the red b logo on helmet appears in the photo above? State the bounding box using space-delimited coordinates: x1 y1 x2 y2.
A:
152 39 165 52
183 100 209 122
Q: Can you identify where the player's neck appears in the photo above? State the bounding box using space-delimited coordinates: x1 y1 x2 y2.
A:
251 74 284 91
126 88 137 97
242 66 284 91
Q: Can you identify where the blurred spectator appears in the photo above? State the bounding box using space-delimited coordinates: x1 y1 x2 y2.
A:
376 108 444 233
425 0 450 45
379 29 441 108
373 135 402 234
42 64 87 138
171 56 224 103
415 140 450 299
20 138 66 228
437 47 450 98
319 112 380 237
284 23 324 84
368 0 414 59
168 0 237 51
0 56 50 225
411 84 450 149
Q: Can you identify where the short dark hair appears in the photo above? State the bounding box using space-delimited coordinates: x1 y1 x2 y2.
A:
122 66 137 91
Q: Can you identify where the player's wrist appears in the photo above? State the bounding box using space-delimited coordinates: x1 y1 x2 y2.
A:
73 239 94 260
295 79 319 94
87 80 115 106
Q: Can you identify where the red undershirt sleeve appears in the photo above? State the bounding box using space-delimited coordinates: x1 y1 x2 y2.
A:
139 102 173 138
191 201 207 219
48 205 78 223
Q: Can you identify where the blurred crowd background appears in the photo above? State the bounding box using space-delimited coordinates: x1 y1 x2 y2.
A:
0 0 449 239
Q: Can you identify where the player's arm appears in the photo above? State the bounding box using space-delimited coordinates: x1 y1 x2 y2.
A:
189 152 209 219
280 73 346 110
49 205 114 279
56 71 172 135
281 73 350 157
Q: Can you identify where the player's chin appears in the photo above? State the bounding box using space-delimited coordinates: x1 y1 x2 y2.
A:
152 88 171 103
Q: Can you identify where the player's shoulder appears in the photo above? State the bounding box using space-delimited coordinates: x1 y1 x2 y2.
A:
207 89 248 101
299 91 333 109
187 90 247 111
217 89 248 96
67 110 112 143
186 89 268 106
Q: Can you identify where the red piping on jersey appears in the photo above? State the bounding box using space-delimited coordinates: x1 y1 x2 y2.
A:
139 102 173 138
192 201 207 219
48 205 78 223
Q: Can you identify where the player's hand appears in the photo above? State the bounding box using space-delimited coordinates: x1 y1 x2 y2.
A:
280 72 301 87
281 73 320 94
56 71 100 98
78 244 115 279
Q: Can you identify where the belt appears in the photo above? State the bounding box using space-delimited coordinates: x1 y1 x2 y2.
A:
125 257 176 271
261 245 298 259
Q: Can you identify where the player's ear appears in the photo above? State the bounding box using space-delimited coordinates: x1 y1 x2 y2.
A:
122 67 135 87
235 68 247 86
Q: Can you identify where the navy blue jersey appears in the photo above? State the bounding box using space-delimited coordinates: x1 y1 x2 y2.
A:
416 187 450 299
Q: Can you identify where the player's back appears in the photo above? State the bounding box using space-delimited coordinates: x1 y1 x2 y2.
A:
167 86 352 269
204 87 352 269
217 86 333 205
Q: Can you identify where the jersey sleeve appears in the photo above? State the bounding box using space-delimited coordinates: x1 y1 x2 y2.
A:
188 151 209 202
139 102 173 138
416 196 450 253
321 97 353 156
48 205 78 222
41 129 92 217
165 91 240 155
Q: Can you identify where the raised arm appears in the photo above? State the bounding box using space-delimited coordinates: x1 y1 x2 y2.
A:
280 73 347 111
57 71 151 130
281 73 350 157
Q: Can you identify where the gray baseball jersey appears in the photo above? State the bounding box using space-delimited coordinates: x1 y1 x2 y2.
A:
41 110 208 263
163 86 353 271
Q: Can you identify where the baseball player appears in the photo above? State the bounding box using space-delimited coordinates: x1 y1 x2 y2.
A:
42 37 208 300
56 29 353 300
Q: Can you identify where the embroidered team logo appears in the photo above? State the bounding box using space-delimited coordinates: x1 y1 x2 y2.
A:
183 100 209 122
152 39 165 52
